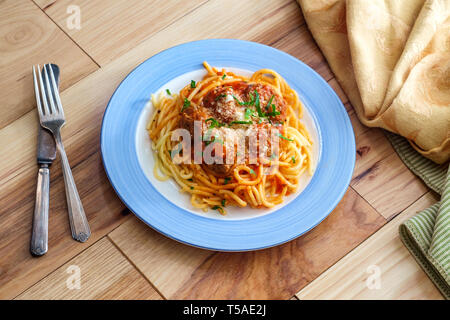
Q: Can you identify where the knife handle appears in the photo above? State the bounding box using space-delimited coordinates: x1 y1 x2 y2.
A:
30 165 50 256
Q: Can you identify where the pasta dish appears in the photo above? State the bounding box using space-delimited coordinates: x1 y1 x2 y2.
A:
147 62 313 215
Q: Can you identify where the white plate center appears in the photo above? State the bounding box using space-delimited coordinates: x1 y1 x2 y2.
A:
135 68 319 220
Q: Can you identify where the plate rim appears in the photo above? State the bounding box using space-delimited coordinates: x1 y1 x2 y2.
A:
100 39 356 251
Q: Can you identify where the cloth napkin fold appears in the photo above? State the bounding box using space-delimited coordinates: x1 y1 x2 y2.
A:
298 0 450 298
387 132 449 299
298 0 449 163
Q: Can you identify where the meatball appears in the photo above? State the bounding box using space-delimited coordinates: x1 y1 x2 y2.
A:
244 83 287 123
202 86 241 123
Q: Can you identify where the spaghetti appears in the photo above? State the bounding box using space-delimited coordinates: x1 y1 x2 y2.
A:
147 62 313 215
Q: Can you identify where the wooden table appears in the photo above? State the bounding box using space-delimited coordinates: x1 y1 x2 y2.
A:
0 0 443 300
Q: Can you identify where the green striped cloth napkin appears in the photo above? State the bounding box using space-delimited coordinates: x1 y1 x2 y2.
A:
386 132 449 299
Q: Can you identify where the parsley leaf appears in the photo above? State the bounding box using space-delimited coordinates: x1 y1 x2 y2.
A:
205 118 225 129
266 105 281 117
181 98 191 112
212 205 224 214
277 133 294 141
166 89 171 95
249 168 255 175
221 74 226 80
232 95 245 105
221 199 226 206
291 156 296 163
265 95 274 110
215 94 226 101
254 90 266 118
190 80 196 88
260 95 281 117
247 92 255 106
224 177 231 185
244 108 255 119
229 120 253 125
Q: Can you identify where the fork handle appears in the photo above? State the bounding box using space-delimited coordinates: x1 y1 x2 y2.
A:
30 165 50 256
55 131 91 242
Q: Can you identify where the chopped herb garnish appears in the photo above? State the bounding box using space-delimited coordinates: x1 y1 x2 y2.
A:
190 80 196 88
232 95 245 105
181 98 191 112
187 178 193 182
249 168 255 175
266 103 281 117
265 95 280 117
249 93 281 118
224 177 231 185
221 199 226 206
203 132 214 145
215 94 226 101
247 92 255 106
291 156 296 163
254 90 266 117
166 89 171 95
221 74 226 80
277 133 294 141
205 118 225 129
265 95 274 110
233 94 257 106
190 186 194 190
229 120 253 125
212 205 224 214
244 108 255 119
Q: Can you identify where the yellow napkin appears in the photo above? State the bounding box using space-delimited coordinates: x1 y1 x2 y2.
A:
298 0 449 163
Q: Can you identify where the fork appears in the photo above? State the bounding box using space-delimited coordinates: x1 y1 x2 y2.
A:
33 64 91 242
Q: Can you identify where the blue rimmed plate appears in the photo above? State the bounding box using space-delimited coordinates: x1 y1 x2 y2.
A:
101 39 355 251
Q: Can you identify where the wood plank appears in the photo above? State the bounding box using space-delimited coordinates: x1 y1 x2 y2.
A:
351 142 428 219
108 188 386 299
296 192 443 300
0 152 129 299
339 105 429 219
0 0 98 129
272 24 333 81
0 0 305 193
0 0 308 299
35 0 302 66
16 237 162 300
34 0 207 65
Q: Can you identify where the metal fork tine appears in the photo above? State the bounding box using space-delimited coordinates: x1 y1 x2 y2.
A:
36 64 51 116
43 64 57 115
48 64 64 116
32 66 44 118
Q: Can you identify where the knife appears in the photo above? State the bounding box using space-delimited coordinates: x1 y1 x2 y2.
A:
30 64 59 256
